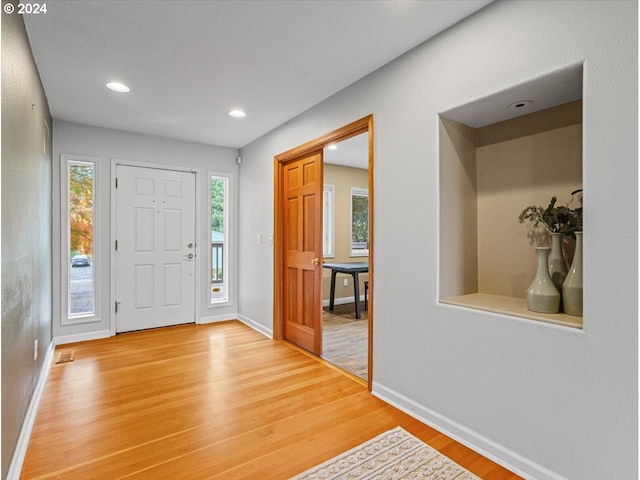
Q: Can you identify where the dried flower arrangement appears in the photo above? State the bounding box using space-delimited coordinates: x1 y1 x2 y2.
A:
519 189 582 237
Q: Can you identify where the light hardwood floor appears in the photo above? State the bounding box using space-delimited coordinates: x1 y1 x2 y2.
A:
322 303 368 380
21 321 522 479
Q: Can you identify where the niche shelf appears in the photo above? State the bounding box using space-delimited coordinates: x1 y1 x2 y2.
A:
438 64 583 329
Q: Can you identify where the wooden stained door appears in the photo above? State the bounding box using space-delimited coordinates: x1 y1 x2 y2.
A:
281 151 323 354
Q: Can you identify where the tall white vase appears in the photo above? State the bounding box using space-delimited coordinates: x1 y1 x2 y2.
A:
548 232 568 295
562 232 583 316
527 247 560 314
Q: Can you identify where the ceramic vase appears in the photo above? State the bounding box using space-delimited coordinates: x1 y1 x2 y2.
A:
548 232 568 295
562 232 583 316
526 247 560 314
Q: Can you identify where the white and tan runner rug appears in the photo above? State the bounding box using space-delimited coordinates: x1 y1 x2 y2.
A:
290 426 481 480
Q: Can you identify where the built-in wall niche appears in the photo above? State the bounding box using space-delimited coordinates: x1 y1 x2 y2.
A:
438 64 583 329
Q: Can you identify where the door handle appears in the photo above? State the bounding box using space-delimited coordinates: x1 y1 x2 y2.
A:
185 253 194 259
311 258 320 266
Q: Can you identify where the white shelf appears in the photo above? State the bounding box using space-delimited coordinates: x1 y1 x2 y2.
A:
440 293 583 329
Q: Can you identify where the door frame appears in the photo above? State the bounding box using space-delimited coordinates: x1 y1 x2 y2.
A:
273 114 374 390
109 159 202 336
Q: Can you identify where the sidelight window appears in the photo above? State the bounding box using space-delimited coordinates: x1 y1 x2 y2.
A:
63 156 98 322
210 174 229 304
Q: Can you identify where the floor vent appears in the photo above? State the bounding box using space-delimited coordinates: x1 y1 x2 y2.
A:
55 350 75 364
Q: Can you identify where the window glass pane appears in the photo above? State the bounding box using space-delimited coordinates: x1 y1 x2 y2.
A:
69 162 95 316
350 188 369 256
323 185 335 257
210 176 228 304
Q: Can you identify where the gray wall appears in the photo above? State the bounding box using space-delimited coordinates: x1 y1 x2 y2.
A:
1 3 53 477
237 2 637 479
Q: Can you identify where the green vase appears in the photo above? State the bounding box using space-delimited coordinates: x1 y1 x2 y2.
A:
548 232 568 295
562 232 583 316
527 247 560 314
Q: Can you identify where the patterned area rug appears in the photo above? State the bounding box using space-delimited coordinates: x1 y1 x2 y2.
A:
290 427 481 480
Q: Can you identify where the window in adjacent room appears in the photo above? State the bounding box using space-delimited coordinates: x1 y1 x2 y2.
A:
323 184 335 257
350 187 369 256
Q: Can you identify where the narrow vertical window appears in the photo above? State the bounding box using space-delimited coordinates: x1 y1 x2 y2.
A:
323 184 335 258
68 161 95 316
210 175 229 304
350 187 369 257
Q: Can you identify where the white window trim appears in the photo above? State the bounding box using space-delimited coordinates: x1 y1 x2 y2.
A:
61 154 101 325
208 172 232 306
323 184 335 258
350 187 369 257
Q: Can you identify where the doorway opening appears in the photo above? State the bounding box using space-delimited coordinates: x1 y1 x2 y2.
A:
273 115 374 390
321 133 369 380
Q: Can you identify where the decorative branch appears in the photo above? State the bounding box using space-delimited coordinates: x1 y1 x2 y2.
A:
519 190 583 241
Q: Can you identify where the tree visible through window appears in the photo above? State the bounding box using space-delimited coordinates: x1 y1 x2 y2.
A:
68 162 95 316
210 176 228 303
350 187 369 256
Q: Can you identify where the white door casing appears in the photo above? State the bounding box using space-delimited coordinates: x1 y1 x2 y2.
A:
115 165 196 333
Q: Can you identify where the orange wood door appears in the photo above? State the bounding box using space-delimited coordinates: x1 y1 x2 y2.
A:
282 151 323 354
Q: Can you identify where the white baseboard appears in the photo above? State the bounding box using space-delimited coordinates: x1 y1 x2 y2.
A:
322 295 365 307
6 341 56 480
237 314 273 339
198 313 238 324
53 329 111 345
372 381 566 480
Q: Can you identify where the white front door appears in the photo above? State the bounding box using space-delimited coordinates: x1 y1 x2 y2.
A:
115 165 196 333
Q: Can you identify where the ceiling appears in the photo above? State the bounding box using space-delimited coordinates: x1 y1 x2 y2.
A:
324 133 368 170
24 0 492 149
441 63 583 128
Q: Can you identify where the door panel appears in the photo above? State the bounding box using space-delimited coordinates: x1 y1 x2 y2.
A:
116 165 196 333
282 152 323 354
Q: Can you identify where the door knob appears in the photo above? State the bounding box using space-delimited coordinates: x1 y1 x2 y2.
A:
186 253 194 259
311 258 320 266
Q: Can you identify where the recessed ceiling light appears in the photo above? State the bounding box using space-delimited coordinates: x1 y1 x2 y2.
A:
229 109 246 118
508 100 533 110
327 144 338 150
106 82 130 93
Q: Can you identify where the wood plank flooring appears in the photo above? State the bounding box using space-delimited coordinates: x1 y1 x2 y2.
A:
20 321 522 479
322 303 368 380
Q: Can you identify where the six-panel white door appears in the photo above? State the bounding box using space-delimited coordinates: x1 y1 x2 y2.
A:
115 165 196 333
